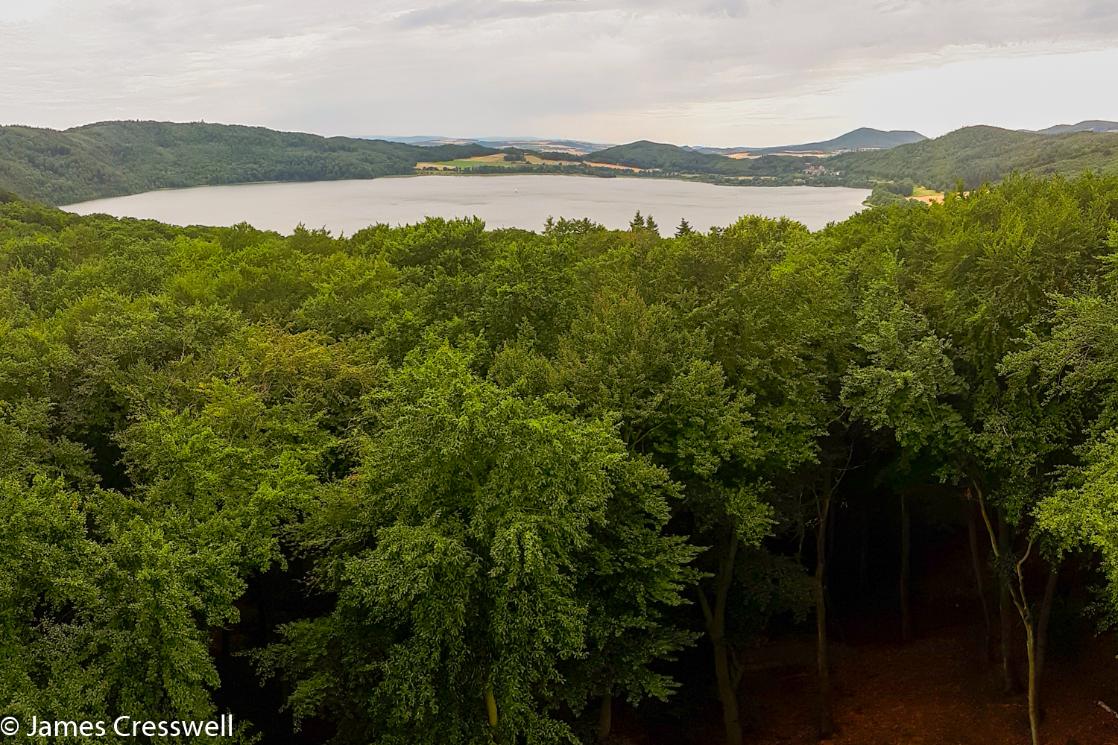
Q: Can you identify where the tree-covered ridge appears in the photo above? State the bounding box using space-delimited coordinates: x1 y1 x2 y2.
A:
0 120 495 205
550 127 1118 189
587 140 811 178
3 176 1118 744
696 127 928 155
827 125 1118 189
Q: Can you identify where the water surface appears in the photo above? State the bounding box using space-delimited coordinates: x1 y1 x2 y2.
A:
64 175 869 235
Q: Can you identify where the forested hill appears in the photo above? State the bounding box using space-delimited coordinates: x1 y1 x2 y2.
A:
727 126 927 155
588 140 809 177
0 120 495 205
827 125 1118 189
586 127 1118 189
1037 119 1118 135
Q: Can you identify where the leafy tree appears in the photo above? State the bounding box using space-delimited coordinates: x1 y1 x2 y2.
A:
260 347 697 745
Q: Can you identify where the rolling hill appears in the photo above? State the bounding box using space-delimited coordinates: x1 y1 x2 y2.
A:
586 140 809 178
0 121 495 205
1037 120 1118 135
587 127 1118 190
694 127 927 155
826 125 1118 189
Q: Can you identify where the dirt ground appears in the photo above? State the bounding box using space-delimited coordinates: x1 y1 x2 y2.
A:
749 632 1118 745
619 623 1118 745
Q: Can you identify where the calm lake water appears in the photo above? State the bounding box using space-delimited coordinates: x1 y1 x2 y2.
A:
63 175 869 235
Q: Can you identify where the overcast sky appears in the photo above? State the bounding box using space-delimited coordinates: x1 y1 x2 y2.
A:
2 0 1117 147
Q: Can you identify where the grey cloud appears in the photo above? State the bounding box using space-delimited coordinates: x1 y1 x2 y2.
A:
1 0 1116 144
394 0 587 29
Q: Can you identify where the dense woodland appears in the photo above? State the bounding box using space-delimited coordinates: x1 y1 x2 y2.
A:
828 125 1118 190
3 172 1118 744
0 121 495 205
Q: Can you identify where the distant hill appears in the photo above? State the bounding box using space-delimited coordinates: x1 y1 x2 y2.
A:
586 127 1118 190
587 140 808 178
0 121 495 205
374 135 611 155
591 140 735 172
695 127 927 156
827 125 1118 189
1036 120 1118 135
476 138 612 156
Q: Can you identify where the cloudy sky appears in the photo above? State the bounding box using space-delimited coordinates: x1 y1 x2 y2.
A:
1 0 1117 147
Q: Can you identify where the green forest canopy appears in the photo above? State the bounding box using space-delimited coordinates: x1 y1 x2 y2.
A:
0 120 495 205
3 174 1118 744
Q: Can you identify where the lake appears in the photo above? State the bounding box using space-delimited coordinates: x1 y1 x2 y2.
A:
63 175 869 235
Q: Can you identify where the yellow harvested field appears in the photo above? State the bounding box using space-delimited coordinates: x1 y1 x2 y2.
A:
908 193 945 204
473 153 516 163
583 161 643 172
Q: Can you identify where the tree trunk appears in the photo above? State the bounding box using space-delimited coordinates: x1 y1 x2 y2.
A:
997 515 1020 693
972 485 1039 744
815 483 835 739
713 631 742 745
900 490 912 643
1035 562 1060 718
699 531 742 745
1025 620 1040 745
597 694 612 742
966 500 993 660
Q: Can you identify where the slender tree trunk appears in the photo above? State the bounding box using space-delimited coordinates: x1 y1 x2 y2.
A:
713 631 742 745
997 515 1020 693
699 531 742 745
815 482 835 739
973 484 1039 745
1035 563 1060 719
1010 548 1041 745
900 490 912 643
1025 620 1040 745
597 694 612 741
966 500 993 660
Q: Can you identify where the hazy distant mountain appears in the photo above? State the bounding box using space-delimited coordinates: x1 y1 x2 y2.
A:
371 135 611 155
692 127 928 156
476 138 612 155
1036 120 1118 135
